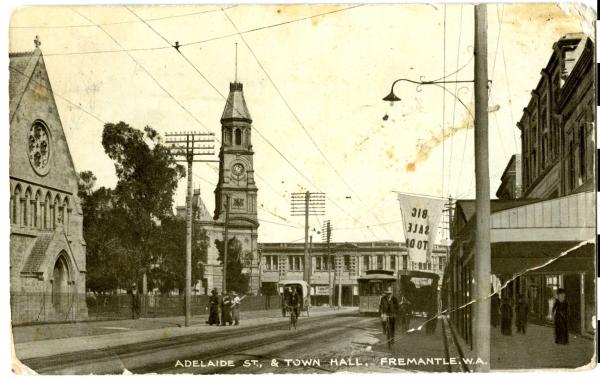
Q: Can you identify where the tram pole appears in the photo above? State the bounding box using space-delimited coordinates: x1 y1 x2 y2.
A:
473 4 491 371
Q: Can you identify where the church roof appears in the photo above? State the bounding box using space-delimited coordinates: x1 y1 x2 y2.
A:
21 232 54 274
221 82 252 123
9 48 41 120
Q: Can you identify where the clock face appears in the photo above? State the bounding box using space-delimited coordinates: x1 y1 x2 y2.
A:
231 163 245 176
28 122 51 175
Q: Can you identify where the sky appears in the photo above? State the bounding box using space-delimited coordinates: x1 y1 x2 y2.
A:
8 3 594 243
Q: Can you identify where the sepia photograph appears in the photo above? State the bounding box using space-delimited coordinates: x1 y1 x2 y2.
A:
4 1 597 375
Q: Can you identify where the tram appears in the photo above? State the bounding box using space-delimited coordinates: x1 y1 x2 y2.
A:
357 269 440 317
357 269 396 314
396 270 440 317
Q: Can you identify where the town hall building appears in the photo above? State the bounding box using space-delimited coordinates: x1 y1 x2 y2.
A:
9 38 88 323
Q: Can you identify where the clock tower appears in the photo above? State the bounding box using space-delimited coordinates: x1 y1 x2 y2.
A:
201 81 260 294
214 81 258 226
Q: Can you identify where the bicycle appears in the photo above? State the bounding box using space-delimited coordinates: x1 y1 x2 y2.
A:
381 314 396 348
287 306 299 330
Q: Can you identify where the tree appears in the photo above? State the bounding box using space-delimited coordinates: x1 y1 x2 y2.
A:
215 236 250 294
147 217 209 293
77 172 122 293
100 122 185 290
80 122 185 293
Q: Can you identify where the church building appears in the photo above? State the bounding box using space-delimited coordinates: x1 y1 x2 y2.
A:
191 81 260 294
9 38 88 323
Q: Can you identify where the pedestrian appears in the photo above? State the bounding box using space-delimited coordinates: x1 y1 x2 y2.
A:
130 284 141 320
221 291 233 326
231 291 241 326
397 294 412 332
207 288 220 326
553 288 569 345
379 288 398 345
281 287 290 317
424 286 438 335
515 294 529 334
491 293 500 328
499 296 513 335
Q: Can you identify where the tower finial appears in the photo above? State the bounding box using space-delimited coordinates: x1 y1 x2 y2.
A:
234 42 238 83
34 35 41 49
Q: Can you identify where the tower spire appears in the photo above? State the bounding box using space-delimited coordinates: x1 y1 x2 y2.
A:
234 42 238 83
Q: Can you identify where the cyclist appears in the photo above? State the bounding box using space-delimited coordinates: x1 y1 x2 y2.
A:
379 288 399 347
285 286 302 328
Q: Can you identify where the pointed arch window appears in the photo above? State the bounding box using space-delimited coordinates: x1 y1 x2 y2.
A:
63 197 70 232
33 191 41 228
23 188 31 227
44 192 51 229
12 186 21 225
52 195 60 229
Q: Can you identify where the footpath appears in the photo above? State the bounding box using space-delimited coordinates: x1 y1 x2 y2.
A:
452 321 595 370
13 306 356 361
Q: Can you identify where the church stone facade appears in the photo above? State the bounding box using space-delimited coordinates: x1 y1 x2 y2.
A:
9 41 88 323
192 82 260 294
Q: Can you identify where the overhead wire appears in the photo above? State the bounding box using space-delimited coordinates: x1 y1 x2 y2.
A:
21 5 363 57
9 5 236 28
447 4 464 200
220 6 388 241
126 5 385 240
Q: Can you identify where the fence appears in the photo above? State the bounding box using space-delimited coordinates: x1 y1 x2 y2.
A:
10 292 282 325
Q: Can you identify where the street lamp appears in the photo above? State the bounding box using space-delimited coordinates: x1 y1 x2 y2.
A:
382 77 476 117
381 5 491 370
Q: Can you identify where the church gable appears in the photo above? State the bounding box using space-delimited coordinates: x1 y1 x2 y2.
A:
9 48 79 195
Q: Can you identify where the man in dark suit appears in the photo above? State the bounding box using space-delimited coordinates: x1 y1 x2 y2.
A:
379 288 399 345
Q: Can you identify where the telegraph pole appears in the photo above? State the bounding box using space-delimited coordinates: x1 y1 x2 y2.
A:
222 195 231 294
322 220 333 307
166 131 216 327
473 4 491 371
309 235 313 289
291 191 326 283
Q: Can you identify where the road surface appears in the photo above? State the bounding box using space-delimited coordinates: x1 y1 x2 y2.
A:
21 313 465 374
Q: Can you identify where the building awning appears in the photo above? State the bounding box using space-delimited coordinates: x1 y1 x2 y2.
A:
488 192 595 275
491 240 594 275
490 191 595 243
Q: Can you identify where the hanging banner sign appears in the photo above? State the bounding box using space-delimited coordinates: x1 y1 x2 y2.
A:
397 193 445 263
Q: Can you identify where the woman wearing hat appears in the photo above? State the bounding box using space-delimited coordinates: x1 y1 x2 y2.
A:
552 288 570 344
207 288 220 326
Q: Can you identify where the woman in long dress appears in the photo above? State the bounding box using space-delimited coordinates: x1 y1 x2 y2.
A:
499 297 513 335
553 288 569 345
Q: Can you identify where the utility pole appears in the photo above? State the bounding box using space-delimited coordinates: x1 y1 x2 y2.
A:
309 235 313 295
222 195 231 295
337 255 342 309
322 220 333 307
291 191 325 283
166 131 216 327
473 4 491 371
